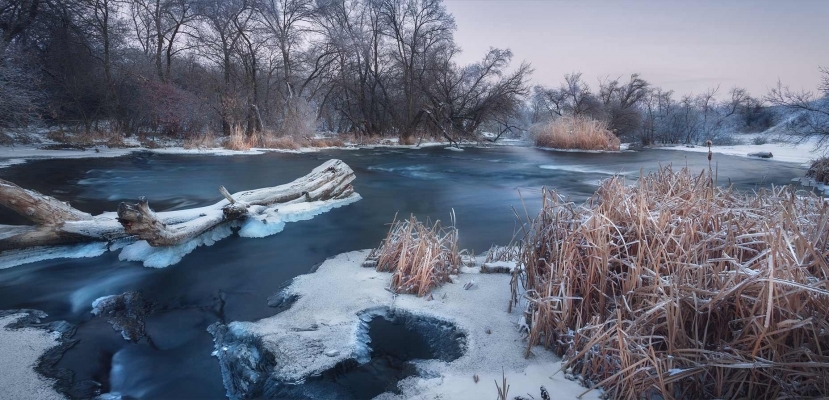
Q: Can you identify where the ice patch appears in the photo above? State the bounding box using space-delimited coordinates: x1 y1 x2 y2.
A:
444 147 464 152
91 295 117 316
0 242 108 270
118 224 234 268
238 193 362 238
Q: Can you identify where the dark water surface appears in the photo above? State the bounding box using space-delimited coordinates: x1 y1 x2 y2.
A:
0 146 807 399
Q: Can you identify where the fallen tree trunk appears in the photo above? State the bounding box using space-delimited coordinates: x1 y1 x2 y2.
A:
0 159 357 252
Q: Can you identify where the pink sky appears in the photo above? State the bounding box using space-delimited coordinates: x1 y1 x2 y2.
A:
444 0 829 98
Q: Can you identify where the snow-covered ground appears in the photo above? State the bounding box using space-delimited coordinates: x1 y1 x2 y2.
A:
210 250 599 400
0 312 66 400
659 135 825 166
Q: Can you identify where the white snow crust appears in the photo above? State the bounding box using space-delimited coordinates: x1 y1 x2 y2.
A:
0 313 66 400
217 250 599 399
0 242 108 270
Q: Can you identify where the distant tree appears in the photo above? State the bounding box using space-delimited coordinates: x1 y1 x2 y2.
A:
766 67 829 146
0 53 40 128
598 73 649 136
423 47 531 144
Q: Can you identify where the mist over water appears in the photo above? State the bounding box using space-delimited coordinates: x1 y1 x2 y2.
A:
0 146 807 398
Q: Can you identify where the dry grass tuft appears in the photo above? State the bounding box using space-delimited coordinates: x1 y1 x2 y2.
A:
183 131 217 149
369 214 463 297
807 156 829 184
262 135 301 150
532 117 620 151
45 129 129 148
224 128 252 151
513 166 829 399
303 137 346 148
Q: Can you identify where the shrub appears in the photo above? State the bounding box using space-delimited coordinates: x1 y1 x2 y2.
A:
807 156 829 184
368 214 463 297
532 116 620 151
514 166 829 399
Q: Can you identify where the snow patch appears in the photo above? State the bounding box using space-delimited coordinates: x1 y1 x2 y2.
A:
0 312 66 400
209 250 598 400
118 224 235 268
0 242 108 270
238 193 361 238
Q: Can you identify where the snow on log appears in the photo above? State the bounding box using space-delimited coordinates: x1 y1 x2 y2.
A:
0 178 92 225
0 159 357 252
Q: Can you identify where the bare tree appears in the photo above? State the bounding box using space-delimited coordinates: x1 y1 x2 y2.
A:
424 47 531 145
0 0 41 43
0 54 39 129
767 67 829 146
375 0 455 139
130 0 197 82
598 73 649 136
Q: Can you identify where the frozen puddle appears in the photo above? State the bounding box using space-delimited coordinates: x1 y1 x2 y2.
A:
209 250 599 400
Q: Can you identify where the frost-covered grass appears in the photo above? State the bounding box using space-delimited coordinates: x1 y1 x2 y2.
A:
368 214 464 297
532 117 621 151
515 165 829 399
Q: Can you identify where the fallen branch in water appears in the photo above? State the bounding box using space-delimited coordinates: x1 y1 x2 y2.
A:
0 159 356 252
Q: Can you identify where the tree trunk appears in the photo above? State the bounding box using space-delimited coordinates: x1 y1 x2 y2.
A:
0 160 357 251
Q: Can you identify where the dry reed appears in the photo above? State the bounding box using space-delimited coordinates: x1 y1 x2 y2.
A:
183 131 217 149
513 165 829 399
807 157 829 185
224 127 252 151
532 117 620 151
369 214 463 297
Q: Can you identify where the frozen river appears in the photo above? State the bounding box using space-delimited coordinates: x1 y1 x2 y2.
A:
0 145 807 399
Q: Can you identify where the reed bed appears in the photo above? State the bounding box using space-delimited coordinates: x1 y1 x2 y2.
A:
513 165 829 399
532 116 621 151
370 214 463 297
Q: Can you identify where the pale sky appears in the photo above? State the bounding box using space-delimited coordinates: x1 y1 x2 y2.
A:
444 0 829 98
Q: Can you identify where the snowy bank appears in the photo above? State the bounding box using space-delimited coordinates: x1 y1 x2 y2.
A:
0 311 70 400
0 139 532 168
209 250 598 400
659 137 825 165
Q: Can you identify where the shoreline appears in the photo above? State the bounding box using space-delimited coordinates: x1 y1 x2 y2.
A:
0 139 529 169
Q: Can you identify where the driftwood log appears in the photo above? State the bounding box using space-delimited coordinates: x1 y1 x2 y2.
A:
0 159 356 251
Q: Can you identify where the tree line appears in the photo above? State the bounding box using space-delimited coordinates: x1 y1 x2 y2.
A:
1 0 826 146
0 0 530 143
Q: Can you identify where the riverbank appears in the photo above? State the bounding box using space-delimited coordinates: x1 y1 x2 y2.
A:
0 139 530 169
